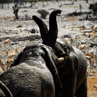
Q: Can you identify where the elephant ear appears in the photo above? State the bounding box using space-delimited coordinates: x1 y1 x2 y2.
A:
32 15 48 44
0 81 13 97
69 53 78 73
11 51 23 67
40 45 62 88
73 54 78 71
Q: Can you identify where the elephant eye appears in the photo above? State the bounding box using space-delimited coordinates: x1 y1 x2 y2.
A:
28 52 34 56
29 52 32 55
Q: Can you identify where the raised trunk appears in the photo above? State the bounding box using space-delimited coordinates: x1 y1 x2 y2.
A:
49 14 58 32
33 10 61 49
32 16 48 42
48 10 61 48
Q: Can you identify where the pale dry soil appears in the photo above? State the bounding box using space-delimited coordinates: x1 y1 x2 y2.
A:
87 69 97 97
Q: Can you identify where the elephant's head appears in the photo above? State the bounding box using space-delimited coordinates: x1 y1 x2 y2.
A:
0 44 64 97
32 9 69 61
11 44 64 88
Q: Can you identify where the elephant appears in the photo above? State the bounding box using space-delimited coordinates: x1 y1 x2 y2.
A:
0 81 13 97
33 9 87 97
0 44 64 97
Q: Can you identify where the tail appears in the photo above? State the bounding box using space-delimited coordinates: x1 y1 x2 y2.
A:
0 81 13 97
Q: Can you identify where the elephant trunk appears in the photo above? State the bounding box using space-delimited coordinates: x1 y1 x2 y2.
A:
49 10 61 33
32 15 48 44
33 10 61 49
41 45 62 88
47 10 62 49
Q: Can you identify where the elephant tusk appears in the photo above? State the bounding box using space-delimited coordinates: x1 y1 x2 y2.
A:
58 55 69 63
58 57 65 63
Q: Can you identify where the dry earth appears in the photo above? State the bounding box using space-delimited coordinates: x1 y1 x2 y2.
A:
0 1 97 97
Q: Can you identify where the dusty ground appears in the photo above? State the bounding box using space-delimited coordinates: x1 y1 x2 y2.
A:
0 1 97 97
87 68 97 97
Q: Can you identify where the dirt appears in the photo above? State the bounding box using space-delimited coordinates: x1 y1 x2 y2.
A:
87 69 97 97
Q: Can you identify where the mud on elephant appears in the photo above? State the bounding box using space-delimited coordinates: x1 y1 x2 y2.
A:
33 9 87 97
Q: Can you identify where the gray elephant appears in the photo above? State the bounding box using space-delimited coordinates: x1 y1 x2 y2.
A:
33 9 87 97
0 44 63 97
0 81 13 97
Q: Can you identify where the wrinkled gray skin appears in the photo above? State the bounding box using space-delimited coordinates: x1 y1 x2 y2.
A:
0 44 61 97
33 9 87 97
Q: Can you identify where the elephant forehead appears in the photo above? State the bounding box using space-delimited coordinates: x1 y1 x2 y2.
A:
20 61 49 71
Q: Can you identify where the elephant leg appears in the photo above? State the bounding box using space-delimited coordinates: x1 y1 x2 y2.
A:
56 72 77 97
76 75 87 97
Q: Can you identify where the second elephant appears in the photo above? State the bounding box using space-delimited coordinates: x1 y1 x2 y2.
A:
33 9 87 97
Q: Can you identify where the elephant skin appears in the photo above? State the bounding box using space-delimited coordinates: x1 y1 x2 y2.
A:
54 38 87 97
0 44 61 97
33 9 87 97
0 81 13 97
